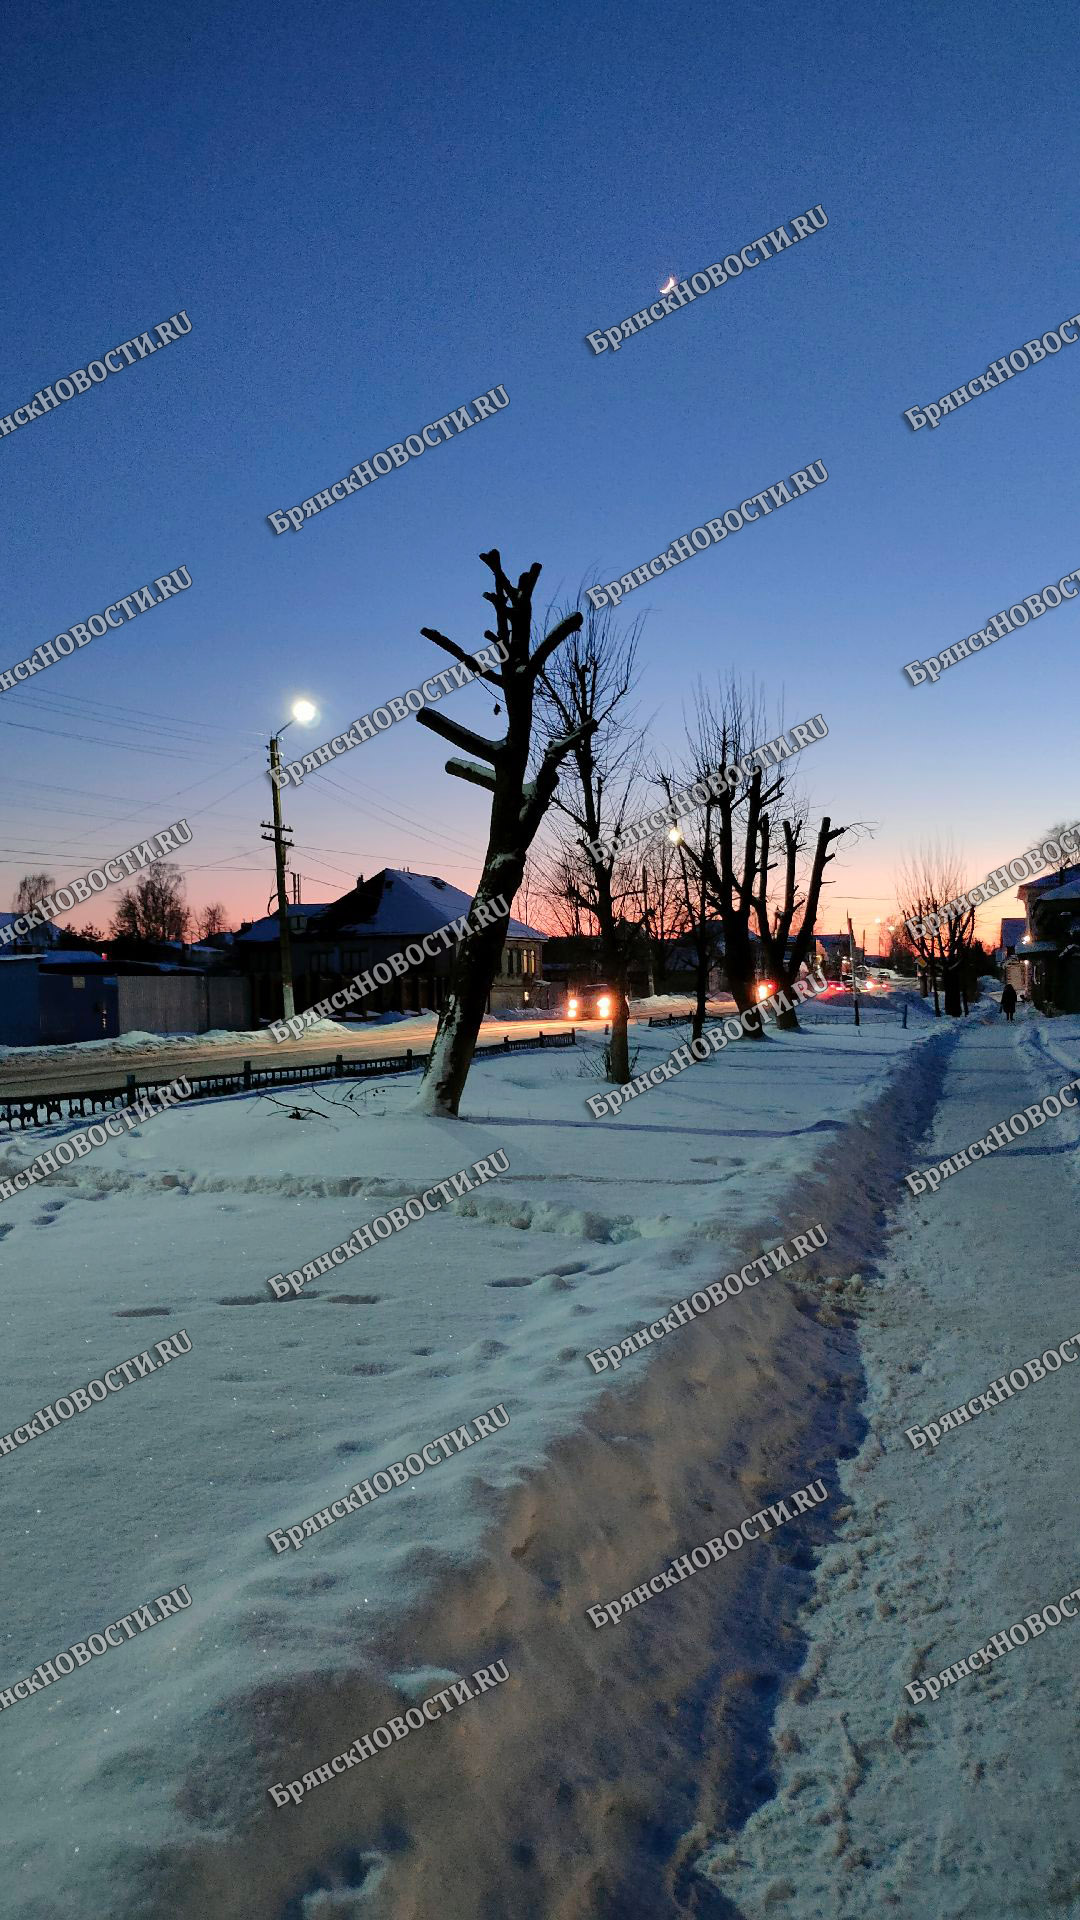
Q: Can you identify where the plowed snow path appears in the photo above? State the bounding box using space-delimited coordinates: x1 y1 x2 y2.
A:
696 1014 1080 1920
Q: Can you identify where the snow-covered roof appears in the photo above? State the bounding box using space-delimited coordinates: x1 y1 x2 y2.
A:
1034 879 1080 904
311 871 546 942
0 912 56 944
1017 940 1058 955
1019 861 1080 901
234 904 334 944
40 950 108 965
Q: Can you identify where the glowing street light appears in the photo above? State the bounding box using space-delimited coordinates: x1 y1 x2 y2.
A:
667 825 684 845
291 697 317 725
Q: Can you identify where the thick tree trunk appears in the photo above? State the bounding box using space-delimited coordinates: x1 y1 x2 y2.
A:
593 870 632 1084
943 962 964 1017
607 994 631 1084
774 971 801 1031
692 937 709 1042
727 973 765 1034
722 924 763 1036
415 869 524 1116
598 923 631 1084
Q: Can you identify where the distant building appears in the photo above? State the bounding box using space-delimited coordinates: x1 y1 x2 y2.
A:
814 932 862 977
1008 861 1080 1011
0 911 59 954
996 917 1026 967
0 953 250 1047
234 870 546 1021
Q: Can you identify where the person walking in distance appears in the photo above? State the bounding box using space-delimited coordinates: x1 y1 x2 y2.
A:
1000 982 1017 1023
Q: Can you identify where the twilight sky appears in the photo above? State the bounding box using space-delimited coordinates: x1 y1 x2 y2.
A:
1 0 1077 947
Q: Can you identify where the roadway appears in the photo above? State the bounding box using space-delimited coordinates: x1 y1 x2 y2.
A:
0 1000 737 1100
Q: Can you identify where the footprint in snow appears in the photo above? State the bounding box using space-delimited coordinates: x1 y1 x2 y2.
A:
489 1275 535 1288
114 1306 173 1317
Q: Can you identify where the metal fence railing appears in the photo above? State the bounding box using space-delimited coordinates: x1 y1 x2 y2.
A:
0 1029 578 1132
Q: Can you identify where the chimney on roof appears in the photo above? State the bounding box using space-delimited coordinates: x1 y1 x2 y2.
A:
356 875 363 888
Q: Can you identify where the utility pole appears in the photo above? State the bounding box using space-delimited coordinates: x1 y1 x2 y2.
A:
640 862 656 998
847 913 860 1027
262 733 296 1021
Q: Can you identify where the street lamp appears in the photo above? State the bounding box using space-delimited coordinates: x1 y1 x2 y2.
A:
874 917 896 959
262 699 317 1022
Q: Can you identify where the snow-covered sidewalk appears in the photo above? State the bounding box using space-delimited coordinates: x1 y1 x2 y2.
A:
696 1012 1080 1918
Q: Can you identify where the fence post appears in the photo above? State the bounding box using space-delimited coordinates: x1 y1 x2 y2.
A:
406 1048 413 1069
335 1054 343 1078
538 1030 545 1047
503 1035 511 1051
243 1060 252 1090
125 1073 136 1104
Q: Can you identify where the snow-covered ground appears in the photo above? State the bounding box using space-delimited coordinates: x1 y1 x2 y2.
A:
0 1006 938 1919
694 1011 1080 1918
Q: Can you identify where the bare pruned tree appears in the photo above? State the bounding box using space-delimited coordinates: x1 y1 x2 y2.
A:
897 845 977 1016
639 834 688 996
12 873 56 920
653 774 719 1042
413 549 595 1117
658 678 789 1037
752 802 855 1029
512 857 542 939
111 861 191 944
537 597 644 1084
197 902 228 940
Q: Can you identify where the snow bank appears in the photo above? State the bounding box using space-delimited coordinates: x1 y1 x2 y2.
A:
0 1014 941 1918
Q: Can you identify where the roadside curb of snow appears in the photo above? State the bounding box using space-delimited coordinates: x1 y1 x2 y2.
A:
128 1026 961 1920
